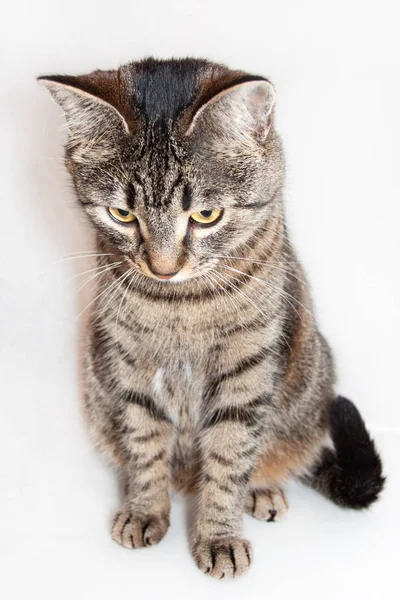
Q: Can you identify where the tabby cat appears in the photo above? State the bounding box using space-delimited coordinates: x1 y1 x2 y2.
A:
39 58 384 579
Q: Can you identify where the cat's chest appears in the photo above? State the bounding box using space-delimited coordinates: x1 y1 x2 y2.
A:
151 360 204 429
115 313 210 427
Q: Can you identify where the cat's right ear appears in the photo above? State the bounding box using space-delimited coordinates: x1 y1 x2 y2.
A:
185 79 276 149
37 75 129 162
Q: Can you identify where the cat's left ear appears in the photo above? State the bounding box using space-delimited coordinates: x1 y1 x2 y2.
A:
186 79 276 147
38 73 130 162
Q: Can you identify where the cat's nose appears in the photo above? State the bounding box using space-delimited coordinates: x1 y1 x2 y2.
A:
148 266 179 280
143 247 182 280
144 248 181 280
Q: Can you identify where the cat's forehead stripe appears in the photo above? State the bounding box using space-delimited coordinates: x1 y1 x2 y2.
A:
131 58 206 123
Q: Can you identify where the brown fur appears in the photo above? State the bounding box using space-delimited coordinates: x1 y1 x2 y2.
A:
39 57 383 580
252 442 311 485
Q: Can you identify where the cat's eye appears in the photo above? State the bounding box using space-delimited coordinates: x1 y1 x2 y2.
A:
190 209 223 225
108 207 136 224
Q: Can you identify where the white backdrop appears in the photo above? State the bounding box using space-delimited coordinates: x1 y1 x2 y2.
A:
1 2 399 599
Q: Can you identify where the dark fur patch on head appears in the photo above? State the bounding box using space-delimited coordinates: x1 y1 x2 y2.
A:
129 58 208 124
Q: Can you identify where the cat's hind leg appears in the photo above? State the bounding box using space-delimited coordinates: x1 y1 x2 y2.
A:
245 485 288 521
244 434 323 522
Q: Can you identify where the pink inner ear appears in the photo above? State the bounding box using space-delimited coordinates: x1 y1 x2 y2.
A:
39 78 130 137
185 80 275 141
244 82 275 119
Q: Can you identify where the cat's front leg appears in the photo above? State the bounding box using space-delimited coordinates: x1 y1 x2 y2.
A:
192 380 272 578
111 392 173 549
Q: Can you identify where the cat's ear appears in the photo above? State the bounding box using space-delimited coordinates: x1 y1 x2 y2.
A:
186 79 275 147
37 74 129 162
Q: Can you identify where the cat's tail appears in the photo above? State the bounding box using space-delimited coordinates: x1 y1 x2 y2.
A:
305 396 385 509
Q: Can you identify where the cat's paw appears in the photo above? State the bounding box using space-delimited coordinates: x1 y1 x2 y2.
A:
245 487 288 522
192 536 252 579
112 509 169 549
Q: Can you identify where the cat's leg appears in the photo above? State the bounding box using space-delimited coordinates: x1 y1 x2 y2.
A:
244 485 288 522
191 366 276 578
111 398 173 549
242 434 331 523
192 428 256 578
243 446 292 522
83 327 174 550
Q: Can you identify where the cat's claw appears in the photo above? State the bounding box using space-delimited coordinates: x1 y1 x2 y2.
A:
193 536 252 579
112 509 169 549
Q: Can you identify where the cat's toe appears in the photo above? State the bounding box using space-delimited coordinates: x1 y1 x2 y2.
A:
193 537 252 579
112 509 169 549
245 487 288 522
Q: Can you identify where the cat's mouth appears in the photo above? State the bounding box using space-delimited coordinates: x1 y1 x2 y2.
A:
130 257 215 284
146 270 191 283
133 259 192 283
125 253 219 284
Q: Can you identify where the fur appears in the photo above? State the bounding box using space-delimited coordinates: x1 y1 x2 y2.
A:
39 57 385 579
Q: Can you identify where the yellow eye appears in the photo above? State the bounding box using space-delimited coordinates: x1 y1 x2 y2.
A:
190 209 223 225
108 207 136 224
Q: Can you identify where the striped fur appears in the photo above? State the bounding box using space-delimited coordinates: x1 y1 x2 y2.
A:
40 57 384 579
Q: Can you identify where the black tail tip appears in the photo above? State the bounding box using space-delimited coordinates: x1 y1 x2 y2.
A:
321 396 386 509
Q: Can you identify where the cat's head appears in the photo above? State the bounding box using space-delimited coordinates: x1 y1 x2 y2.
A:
39 58 284 283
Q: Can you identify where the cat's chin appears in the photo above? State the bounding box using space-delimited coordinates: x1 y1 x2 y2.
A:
164 271 191 283
141 270 192 284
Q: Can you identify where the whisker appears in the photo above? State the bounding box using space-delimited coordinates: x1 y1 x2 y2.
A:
67 261 124 284
220 265 309 320
215 255 307 286
202 273 220 301
75 262 123 293
54 252 113 264
115 269 137 334
204 272 234 316
61 250 107 256
211 270 291 355
74 268 130 323
95 268 136 321
207 271 242 316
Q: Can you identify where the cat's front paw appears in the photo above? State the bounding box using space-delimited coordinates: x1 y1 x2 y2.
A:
192 536 253 579
112 509 169 549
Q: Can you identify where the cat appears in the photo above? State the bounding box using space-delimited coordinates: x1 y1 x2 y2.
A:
39 57 384 579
